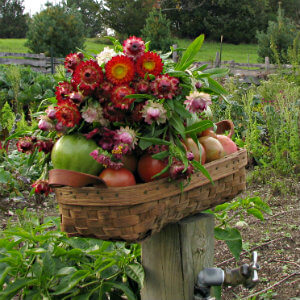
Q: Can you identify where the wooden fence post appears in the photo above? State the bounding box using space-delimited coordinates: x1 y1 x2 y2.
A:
215 51 220 68
265 57 270 72
172 44 179 63
141 213 214 300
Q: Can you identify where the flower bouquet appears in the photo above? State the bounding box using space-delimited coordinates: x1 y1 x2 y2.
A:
15 35 247 241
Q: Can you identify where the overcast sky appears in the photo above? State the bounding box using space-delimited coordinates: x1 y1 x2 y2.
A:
23 0 60 15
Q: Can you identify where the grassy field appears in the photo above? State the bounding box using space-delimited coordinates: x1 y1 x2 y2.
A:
0 38 259 63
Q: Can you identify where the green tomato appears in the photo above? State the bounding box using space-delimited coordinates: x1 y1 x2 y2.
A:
51 134 103 175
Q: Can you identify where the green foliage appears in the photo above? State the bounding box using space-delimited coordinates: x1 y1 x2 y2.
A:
25 3 85 57
0 0 28 38
101 0 155 39
142 9 174 52
256 7 299 64
213 73 300 178
0 102 14 134
207 196 272 260
0 210 142 299
63 0 103 37
0 65 56 115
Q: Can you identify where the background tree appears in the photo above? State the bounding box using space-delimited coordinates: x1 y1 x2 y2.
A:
25 3 85 57
63 0 103 37
101 0 155 40
0 0 28 38
256 7 299 64
142 8 173 52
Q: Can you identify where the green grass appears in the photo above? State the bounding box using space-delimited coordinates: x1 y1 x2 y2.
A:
0 38 259 63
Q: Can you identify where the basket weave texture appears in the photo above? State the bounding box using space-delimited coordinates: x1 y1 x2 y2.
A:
55 148 247 242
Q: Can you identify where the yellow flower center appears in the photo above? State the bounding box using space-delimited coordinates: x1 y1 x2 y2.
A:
143 60 155 71
112 145 123 154
112 64 127 79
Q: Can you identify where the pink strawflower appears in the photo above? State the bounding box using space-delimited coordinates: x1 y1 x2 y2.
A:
150 74 179 99
142 101 167 125
187 151 194 161
46 106 56 120
38 116 55 131
123 36 145 59
90 150 123 170
84 128 100 139
134 79 150 94
64 52 84 73
184 91 212 113
69 91 84 106
115 126 138 150
98 128 117 151
169 160 194 180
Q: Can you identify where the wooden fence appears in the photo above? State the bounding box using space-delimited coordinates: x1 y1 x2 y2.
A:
0 52 63 73
0 51 294 77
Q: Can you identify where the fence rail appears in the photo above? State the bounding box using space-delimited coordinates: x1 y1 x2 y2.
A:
0 51 294 76
0 52 63 73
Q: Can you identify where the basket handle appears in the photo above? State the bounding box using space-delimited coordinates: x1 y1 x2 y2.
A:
216 120 234 138
49 169 107 188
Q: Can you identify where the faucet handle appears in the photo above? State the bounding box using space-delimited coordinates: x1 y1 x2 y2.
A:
251 251 259 283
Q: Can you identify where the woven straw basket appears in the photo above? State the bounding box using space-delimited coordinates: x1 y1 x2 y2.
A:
53 148 247 242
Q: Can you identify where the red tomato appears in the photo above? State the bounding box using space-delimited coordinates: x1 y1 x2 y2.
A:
99 168 136 187
137 154 169 182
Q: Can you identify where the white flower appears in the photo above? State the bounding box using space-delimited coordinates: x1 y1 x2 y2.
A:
184 91 212 113
141 101 167 125
81 102 108 126
96 47 118 66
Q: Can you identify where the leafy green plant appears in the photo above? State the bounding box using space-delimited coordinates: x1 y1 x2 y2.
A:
0 210 143 300
206 196 272 260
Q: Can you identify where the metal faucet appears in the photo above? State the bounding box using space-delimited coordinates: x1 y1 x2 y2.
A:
195 252 260 299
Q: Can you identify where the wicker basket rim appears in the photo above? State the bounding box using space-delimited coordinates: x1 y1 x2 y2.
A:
55 148 247 207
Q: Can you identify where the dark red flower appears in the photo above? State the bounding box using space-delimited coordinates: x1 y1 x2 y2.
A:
111 84 135 110
131 102 145 122
123 36 145 59
136 52 163 78
64 52 84 73
84 128 100 140
169 160 194 180
16 137 36 154
134 79 150 94
36 139 54 154
55 100 81 128
55 81 73 103
32 179 52 196
72 60 104 93
103 102 126 122
150 74 179 99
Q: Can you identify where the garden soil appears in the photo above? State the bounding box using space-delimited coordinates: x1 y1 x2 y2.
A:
0 172 299 300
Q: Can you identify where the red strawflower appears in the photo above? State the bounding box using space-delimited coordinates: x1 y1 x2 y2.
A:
64 52 84 73
100 80 114 97
111 84 135 110
150 74 179 99
136 52 163 78
123 36 145 59
105 55 135 85
32 179 52 196
55 81 73 103
72 60 104 94
36 139 54 154
16 137 35 154
55 100 81 128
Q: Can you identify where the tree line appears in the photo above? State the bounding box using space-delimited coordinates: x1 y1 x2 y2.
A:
1 0 299 42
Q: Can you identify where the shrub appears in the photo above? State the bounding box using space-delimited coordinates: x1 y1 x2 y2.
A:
25 3 85 57
142 9 174 52
256 7 299 64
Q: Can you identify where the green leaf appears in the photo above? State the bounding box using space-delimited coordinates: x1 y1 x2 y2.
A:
214 227 241 241
0 168 10 184
0 278 37 300
57 267 77 277
247 208 264 221
175 34 204 71
0 266 11 289
139 137 171 146
174 101 191 119
202 67 229 77
151 151 169 160
169 113 185 136
125 263 145 289
102 281 137 300
249 197 272 214
191 160 213 184
214 203 230 212
52 270 90 295
226 239 242 260
207 77 228 95
124 94 154 100
184 120 213 135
